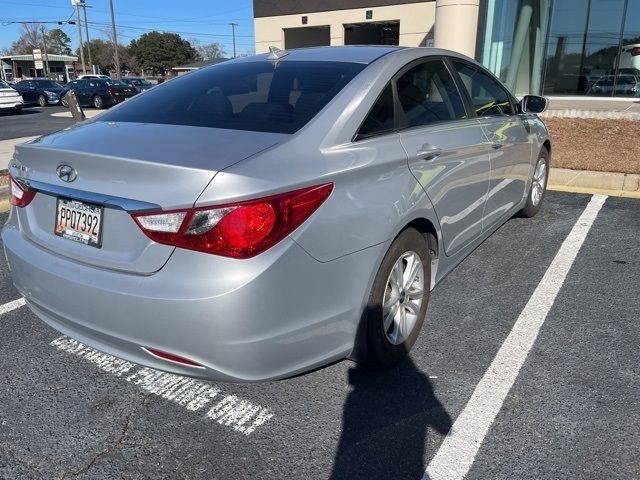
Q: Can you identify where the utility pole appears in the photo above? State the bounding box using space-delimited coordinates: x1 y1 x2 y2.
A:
81 3 93 73
109 0 121 79
73 0 87 75
40 25 50 77
229 22 238 58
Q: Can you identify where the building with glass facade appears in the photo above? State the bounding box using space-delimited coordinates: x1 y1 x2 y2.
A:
478 0 640 97
253 0 639 97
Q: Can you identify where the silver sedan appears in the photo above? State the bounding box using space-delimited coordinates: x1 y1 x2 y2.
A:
3 46 551 382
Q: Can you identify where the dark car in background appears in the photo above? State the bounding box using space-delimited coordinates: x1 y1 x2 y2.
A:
13 78 65 107
121 77 154 92
61 78 138 109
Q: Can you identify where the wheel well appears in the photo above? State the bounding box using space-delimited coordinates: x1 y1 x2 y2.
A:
543 139 551 158
403 218 438 258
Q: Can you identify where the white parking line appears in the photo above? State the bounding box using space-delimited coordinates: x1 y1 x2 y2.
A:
51 336 273 435
0 297 26 315
424 194 607 480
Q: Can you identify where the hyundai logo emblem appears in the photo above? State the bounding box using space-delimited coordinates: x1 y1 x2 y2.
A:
56 164 77 183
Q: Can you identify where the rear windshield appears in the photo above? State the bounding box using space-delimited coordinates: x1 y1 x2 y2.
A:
34 80 61 88
99 60 366 134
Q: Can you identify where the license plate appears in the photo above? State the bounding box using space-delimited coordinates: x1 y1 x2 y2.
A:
55 198 103 248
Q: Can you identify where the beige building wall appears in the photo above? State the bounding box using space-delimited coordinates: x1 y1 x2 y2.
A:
433 0 480 58
254 2 436 53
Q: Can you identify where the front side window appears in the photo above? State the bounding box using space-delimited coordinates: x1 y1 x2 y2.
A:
396 59 467 127
34 80 60 88
99 61 365 134
452 61 514 116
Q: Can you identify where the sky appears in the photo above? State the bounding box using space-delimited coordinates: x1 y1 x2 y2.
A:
0 0 256 57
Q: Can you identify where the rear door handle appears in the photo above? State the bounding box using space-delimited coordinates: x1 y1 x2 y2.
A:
417 144 442 161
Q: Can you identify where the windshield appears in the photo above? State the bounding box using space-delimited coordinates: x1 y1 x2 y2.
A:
99 60 366 134
102 79 127 86
130 79 152 86
34 80 61 88
0 80 11 89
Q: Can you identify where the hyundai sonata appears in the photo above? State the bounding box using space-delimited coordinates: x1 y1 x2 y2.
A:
3 46 550 382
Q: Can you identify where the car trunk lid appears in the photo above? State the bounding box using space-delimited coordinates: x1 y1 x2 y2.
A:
11 121 287 274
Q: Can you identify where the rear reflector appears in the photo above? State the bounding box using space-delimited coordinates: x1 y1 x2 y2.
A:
9 174 36 208
142 347 205 368
133 183 333 258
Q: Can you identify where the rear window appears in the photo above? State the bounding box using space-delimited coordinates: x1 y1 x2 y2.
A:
99 60 366 134
34 80 61 88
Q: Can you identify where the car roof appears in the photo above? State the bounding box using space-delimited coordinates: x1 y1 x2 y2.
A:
235 45 404 65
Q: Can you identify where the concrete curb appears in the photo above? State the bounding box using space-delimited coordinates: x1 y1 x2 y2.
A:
549 167 640 199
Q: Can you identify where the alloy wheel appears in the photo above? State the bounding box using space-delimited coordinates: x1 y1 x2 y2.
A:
383 251 424 345
531 157 547 207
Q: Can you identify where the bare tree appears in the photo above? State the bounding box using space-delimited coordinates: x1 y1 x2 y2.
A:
10 23 44 54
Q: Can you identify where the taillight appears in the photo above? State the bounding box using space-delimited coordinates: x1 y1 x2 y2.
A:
9 175 36 207
106 87 114 95
631 47 640 56
133 183 333 258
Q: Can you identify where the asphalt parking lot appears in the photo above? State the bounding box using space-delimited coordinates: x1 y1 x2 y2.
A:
0 191 638 480
0 106 76 141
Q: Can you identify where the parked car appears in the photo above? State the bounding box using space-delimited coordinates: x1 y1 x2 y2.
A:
77 74 111 80
121 77 154 92
587 74 640 97
13 78 64 107
615 44 640 74
61 78 138 109
3 46 550 382
0 80 24 114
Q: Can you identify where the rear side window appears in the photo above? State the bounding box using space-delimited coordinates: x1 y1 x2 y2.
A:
396 59 466 127
99 61 365 134
358 84 395 137
451 61 514 116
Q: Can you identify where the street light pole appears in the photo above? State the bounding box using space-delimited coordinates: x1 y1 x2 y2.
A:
229 22 238 58
109 0 121 79
82 3 93 73
73 1 86 75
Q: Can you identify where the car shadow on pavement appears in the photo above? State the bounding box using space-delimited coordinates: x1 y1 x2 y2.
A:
330 357 452 480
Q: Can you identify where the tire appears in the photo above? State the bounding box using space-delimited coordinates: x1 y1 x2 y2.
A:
365 228 431 366
37 95 47 107
12 107 22 115
93 95 104 109
519 147 549 218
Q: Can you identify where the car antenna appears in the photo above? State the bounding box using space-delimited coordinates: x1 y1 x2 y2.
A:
267 46 289 61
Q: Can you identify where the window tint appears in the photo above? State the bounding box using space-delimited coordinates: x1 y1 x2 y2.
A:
395 59 466 128
34 80 60 88
451 61 513 116
358 84 395 137
99 61 365 134
0 81 9 89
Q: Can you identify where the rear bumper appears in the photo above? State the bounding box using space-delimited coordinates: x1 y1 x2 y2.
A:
3 213 382 382
0 99 23 109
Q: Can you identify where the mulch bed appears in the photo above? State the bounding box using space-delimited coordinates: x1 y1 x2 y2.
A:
544 118 640 175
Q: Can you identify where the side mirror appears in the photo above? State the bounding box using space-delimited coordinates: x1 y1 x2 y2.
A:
520 95 548 114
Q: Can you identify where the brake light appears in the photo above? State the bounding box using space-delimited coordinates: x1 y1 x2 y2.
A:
9 175 36 207
133 183 333 258
631 47 640 56
106 87 115 95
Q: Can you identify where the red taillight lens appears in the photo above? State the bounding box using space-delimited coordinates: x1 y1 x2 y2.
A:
631 47 640 56
9 175 36 207
133 183 333 258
